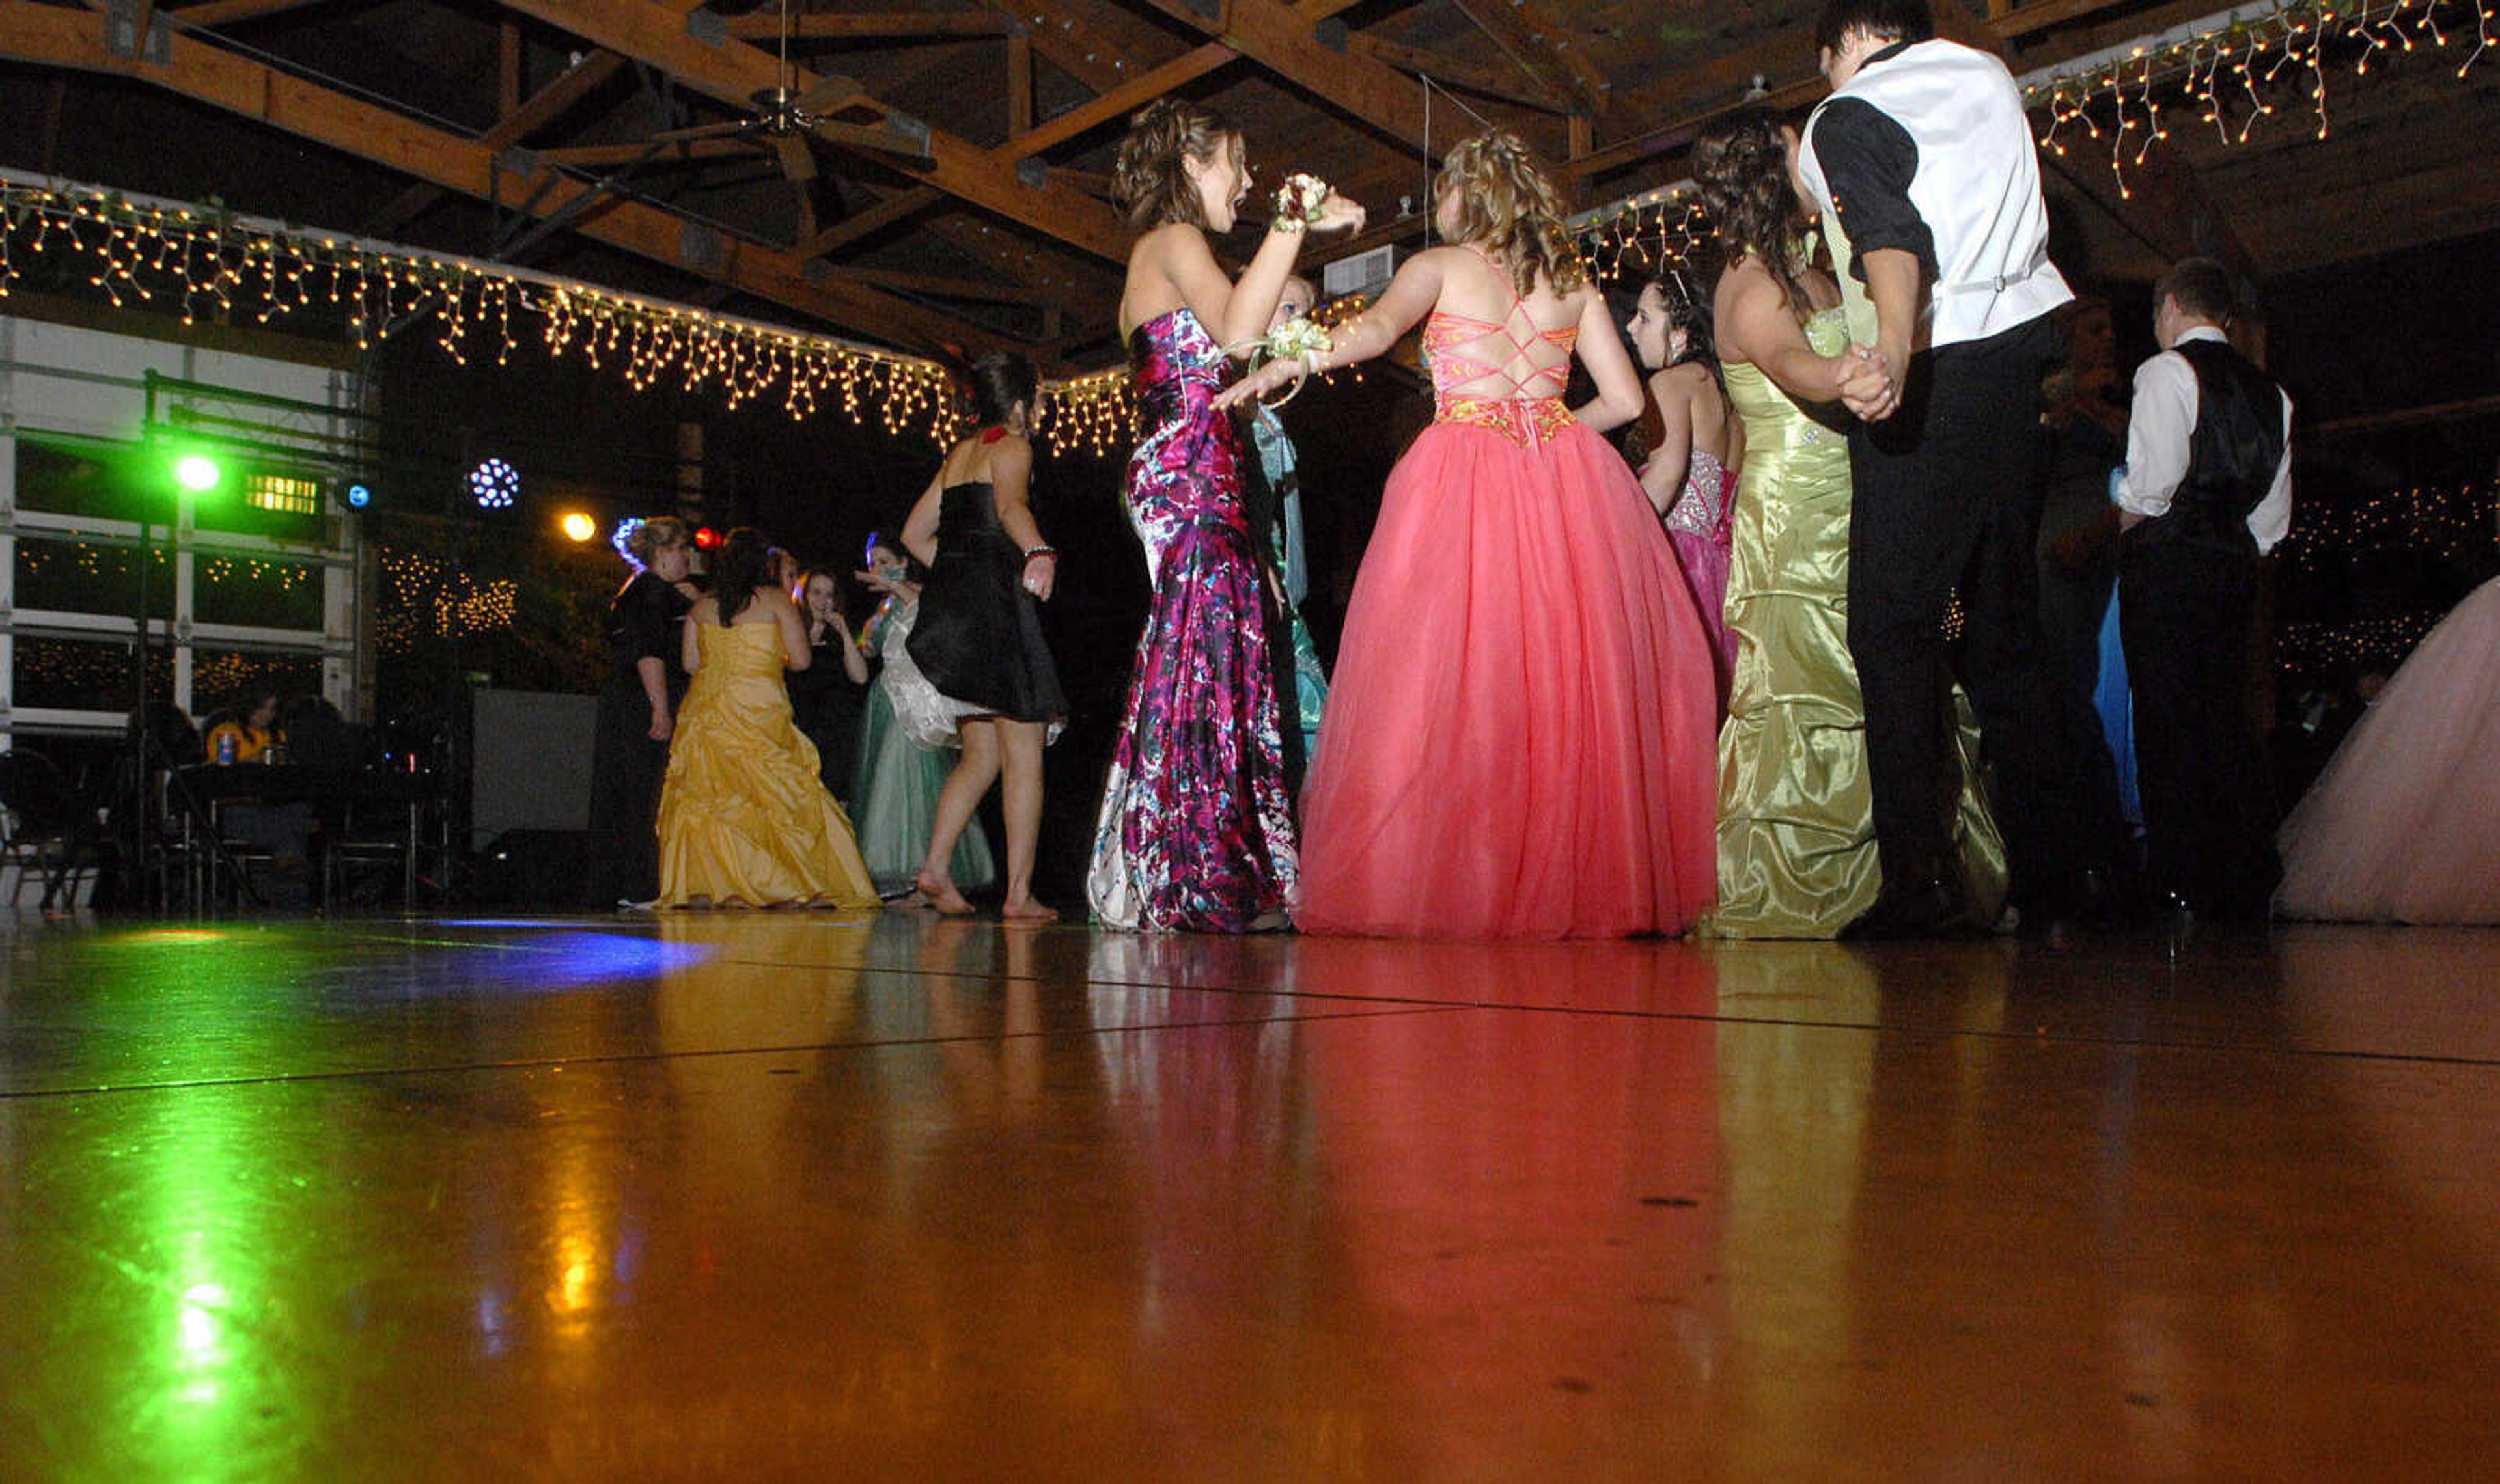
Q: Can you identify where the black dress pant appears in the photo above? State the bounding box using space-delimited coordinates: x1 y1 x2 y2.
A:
2118 539 2281 916
1846 313 2086 906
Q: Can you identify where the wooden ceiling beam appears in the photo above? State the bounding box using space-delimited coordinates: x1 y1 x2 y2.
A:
1349 34 1572 115
1003 40 1240 164
722 11 1015 41
0 0 1032 360
839 264 1053 305
167 0 331 28
365 49 630 235
964 0 1148 95
1445 0 1611 118
1128 0 1439 152
796 184 943 258
488 0 1130 261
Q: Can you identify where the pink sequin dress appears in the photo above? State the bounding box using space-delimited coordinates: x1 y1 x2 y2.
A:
1652 445 1738 708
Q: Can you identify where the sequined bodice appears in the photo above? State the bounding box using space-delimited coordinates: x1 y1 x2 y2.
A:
1661 448 1731 539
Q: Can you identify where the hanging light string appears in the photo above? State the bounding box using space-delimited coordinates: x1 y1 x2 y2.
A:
0 170 1151 452
2025 0 2493 196
1564 0 2490 271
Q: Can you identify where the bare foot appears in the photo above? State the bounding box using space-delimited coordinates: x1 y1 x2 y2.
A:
914 870 975 916
1001 898 1060 924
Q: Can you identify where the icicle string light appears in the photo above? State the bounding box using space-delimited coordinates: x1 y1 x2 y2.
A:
0 172 1145 452
2029 0 2491 193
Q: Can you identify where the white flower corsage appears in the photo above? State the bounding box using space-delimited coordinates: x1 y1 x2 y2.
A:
1271 172 1331 232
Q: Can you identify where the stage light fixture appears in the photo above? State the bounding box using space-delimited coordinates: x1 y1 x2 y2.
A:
344 482 373 510
560 511 597 542
173 454 223 493
468 457 520 511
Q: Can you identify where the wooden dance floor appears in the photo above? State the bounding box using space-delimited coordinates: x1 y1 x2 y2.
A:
3 911 2496 1477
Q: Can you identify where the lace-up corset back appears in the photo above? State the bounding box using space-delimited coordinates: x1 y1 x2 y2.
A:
1424 246 1579 448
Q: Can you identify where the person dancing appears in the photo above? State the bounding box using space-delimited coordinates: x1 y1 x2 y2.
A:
1694 111 2005 939
903 353 1068 923
1221 130 1715 939
848 536 999 899
1086 98 1363 932
589 515 697 909
656 527 877 909
1626 267 1745 708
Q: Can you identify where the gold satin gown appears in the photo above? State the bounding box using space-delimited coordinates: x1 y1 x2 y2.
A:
658 619 879 909
1708 307 2008 937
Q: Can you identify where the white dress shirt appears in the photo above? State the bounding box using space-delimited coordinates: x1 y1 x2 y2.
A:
2115 326 2294 555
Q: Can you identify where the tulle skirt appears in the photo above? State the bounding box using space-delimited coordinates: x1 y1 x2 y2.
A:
2275 577 2500 924
1296 417 1719 939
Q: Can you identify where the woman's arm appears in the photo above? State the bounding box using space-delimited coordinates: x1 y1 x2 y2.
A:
986 440 1056 602
836 617 870 683
1160 221 1302 351
1570 286 1647 433
676 597 710 689
762 589 811 670
899 467 947 568
1717 267 1852 406
1638 368 1695 515
1214 250 1447 407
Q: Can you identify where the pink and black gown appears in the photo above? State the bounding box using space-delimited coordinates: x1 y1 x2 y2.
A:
1654 446 1738 708
1086 307 1299 932
1295 281 1719 938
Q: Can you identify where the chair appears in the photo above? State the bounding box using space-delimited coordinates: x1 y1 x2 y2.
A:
0 750 108 909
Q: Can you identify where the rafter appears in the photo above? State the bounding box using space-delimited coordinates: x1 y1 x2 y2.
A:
0 0 1033 359
723 11 1014 41
167 0 331 28
1350 35 1572 115
361 49 628 235
1445 0 1611 117
796 184 942 259
487 0 1129 261
1003 41 1238 164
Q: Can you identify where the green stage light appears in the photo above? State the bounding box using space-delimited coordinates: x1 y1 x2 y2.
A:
173 454 223 493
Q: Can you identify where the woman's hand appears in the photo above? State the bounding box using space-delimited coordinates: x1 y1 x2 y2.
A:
1313 191 1367 236
1215 357 1303 411
1022 552 1057 602
646 708 674 743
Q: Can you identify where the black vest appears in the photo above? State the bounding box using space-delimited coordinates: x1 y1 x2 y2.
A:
2134 338 2283 558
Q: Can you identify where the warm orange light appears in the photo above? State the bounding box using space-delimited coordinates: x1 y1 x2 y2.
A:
559 511 597 542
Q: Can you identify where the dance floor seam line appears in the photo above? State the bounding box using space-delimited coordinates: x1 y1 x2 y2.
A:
0 1002 1473 1101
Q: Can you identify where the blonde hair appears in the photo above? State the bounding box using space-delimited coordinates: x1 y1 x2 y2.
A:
1112 98 1240 232
1435 131 1587 300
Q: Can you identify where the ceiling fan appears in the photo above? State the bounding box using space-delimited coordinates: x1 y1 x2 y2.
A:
645 0 935 187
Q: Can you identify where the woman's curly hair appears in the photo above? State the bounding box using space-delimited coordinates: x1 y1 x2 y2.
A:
1112 98 1240 232
1435 131 1587 299
1691 109 1814 323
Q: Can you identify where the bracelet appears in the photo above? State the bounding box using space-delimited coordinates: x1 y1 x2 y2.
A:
1023 545 1057 564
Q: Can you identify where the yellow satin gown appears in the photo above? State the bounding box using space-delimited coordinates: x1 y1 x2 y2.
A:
1708 306 2008 937
658 619 879 909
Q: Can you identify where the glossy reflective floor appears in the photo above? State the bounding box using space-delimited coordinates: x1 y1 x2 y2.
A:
5 913 2498 1479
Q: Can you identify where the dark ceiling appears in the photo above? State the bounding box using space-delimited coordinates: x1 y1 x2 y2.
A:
3 0 2497 377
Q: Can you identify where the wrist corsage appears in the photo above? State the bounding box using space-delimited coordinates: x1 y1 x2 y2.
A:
1271 172 1331 233
1238 313 1333 408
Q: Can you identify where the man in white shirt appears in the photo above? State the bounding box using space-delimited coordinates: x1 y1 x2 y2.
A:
2113 257 2294 922
1797 0 2092 938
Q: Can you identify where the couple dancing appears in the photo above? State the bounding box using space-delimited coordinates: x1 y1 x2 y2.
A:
1089 99 1717 938
1700 0 2088 938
